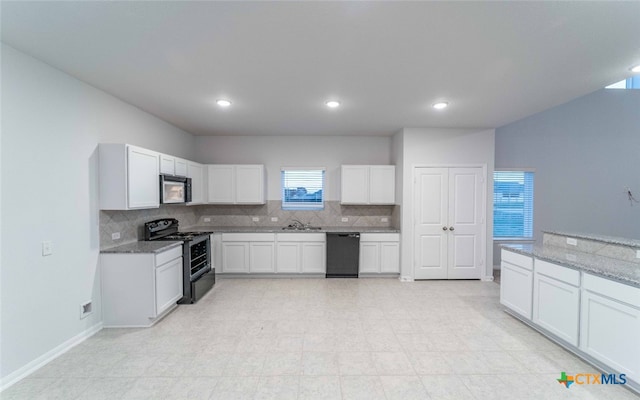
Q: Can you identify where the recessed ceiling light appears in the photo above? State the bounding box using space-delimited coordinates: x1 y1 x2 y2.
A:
216 99 232 107
432 102 449 110
326 100 340 108
631 65 640 73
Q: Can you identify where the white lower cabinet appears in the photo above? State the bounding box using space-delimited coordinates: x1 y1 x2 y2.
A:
301 241 326 273
221 233 275 273
275 233 326 274
222 242 249 273
101 245 183 327
533 260 580 345
500 249 533 319
359 233 400 274
580 273 640 382
249 242 275 272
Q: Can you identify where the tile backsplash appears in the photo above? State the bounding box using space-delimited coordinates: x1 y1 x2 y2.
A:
100 201 398 250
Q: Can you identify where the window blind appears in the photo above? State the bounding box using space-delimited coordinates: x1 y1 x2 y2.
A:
493 171 534 238
281 168 325 210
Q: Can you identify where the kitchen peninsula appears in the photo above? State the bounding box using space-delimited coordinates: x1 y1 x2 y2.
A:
500 231 640 394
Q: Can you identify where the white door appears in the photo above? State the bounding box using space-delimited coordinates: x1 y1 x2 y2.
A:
414 168 449 279
414 167 484 280
447 168 484 279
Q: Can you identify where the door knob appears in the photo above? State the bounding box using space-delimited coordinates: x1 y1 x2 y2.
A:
442 226 448 231
449 226 455 231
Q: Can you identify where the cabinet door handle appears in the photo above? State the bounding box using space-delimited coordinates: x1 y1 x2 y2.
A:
449 226 455 231
442 226 448 231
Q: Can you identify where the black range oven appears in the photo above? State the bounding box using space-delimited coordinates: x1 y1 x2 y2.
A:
144 218 215 304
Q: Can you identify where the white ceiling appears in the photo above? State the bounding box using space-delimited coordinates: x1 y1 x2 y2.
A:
2 1 640 136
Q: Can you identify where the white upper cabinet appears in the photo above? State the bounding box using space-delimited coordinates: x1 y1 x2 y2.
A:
160 154 188 177
207 165 265 204
174 158 188 177
99 144 160 210
187 161 205 205
159 154 175 175
341 165 395 205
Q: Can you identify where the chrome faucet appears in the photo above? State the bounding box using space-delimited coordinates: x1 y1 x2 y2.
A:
290 219 306 228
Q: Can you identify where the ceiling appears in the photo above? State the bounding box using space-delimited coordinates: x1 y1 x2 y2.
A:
2 1 640 136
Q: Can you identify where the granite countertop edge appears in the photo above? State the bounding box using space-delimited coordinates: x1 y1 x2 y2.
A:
100 240 183 254
501 244 640 288
543 230 640 248
184 225 400 233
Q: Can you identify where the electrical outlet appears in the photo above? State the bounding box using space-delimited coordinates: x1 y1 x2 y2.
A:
80 301 93 319
381 217 388 223
566 238 578 246
341 217 349 222
252 217 260 222
42 241 53 256
204 217 211 223
271 217 278 222
111 232 121 240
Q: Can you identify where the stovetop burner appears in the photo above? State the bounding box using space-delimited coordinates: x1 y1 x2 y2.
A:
143 218 211 241
162 232 208 241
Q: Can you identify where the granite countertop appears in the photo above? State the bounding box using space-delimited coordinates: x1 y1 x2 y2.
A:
502 243 640 287
100 240 182 254
184 226 400 234
543 230 640 248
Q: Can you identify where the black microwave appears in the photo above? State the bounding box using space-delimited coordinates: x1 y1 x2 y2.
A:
160 175 192 204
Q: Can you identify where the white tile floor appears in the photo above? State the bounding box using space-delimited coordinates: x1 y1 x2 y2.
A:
3 278 639 399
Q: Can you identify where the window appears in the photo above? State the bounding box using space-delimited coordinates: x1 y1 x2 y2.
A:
493 171 534 239
605 76 640 89
281 168 325 210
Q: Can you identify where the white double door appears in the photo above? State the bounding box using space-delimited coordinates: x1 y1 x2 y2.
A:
414 167 485 279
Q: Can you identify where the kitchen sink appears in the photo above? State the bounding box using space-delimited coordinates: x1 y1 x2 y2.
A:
281 226 322 231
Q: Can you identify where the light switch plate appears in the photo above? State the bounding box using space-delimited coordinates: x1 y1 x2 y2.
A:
204 217 211 222
636 250 640 259
252 217 259 222
111 232 121 240
341 217 349 222
271 217 278 222
566 238 578 246
42 241 53 256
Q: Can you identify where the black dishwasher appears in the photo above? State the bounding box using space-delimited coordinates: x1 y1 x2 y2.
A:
326 233 360 278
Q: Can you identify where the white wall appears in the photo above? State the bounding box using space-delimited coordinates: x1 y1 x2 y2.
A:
0 44 195 385
194 135 391 201
397 128 495 280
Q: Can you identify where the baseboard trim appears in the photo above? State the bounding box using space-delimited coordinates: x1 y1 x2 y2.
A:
0 322 103 392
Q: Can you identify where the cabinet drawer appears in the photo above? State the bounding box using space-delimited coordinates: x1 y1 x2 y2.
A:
222 233 275 242
501 249 533 270
583 273 640 307
360 233 399 242
155 246 183 266
535 259 580 286
276 233 325 242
